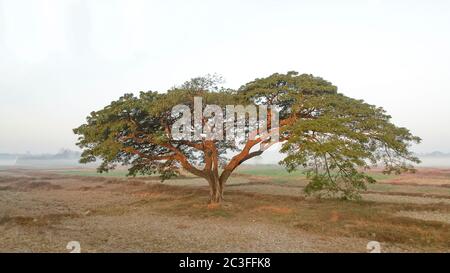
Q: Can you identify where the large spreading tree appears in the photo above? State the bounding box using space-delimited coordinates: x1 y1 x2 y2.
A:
74 72 420 203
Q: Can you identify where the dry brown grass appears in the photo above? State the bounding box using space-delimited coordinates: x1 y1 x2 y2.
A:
0 180 63 191
1 168 449 252
255 206 294 214
122 182 449 250
0 213 79 228
366 190 450 199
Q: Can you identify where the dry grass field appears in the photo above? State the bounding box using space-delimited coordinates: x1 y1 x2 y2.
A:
0 165 449 253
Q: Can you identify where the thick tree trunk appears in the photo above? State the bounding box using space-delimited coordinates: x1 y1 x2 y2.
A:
207 176 224 204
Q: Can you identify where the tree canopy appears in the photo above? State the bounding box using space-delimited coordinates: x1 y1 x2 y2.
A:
74 72 420 203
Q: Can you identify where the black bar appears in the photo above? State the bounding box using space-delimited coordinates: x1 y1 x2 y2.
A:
0 253 447 272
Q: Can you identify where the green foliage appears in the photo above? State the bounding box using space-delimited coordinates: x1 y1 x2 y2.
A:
240 73 420 200
74 72 421 200
73 76 237 181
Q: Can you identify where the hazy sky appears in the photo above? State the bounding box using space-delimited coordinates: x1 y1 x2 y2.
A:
1 0 449 154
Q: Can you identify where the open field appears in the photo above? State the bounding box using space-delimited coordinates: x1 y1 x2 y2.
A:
0 165 449 252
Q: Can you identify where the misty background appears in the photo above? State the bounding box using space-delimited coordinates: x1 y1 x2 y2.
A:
1 0 450 166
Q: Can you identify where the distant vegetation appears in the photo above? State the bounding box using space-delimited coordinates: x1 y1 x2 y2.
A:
418 151 450 157
16 149 81 161
0 149 82 167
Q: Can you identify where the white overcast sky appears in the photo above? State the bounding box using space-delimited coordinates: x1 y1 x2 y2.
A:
0 0 449 154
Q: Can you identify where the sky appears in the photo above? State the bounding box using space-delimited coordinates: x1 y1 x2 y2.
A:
0 0 450 154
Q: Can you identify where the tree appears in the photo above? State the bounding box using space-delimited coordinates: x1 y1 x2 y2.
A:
74 72 420 203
